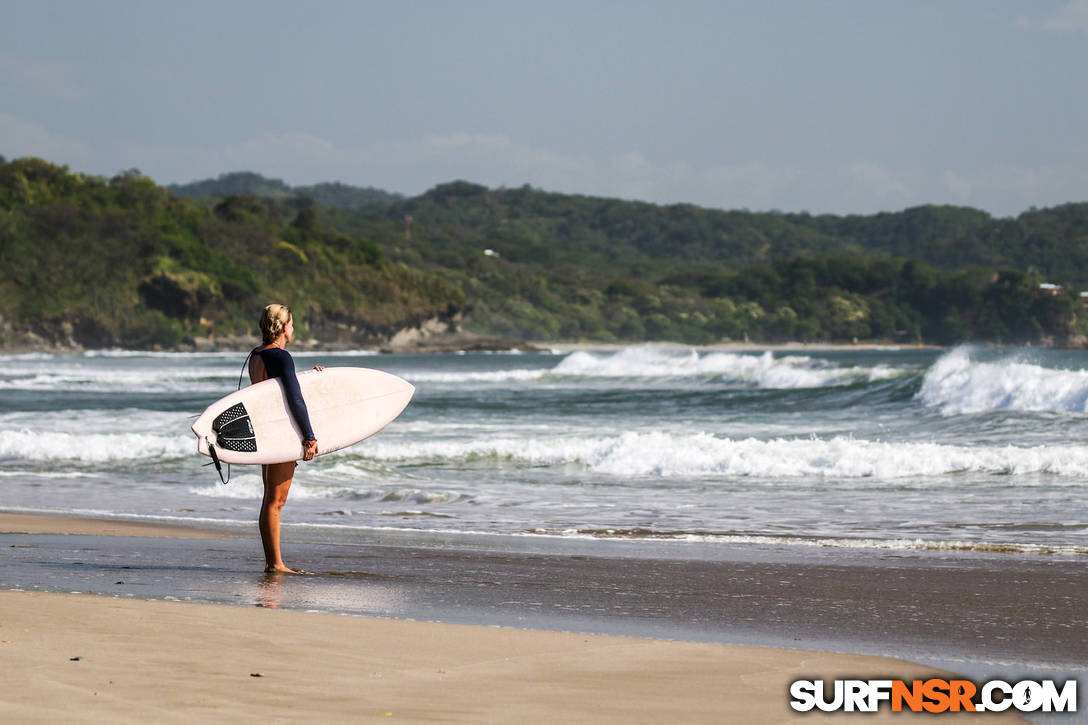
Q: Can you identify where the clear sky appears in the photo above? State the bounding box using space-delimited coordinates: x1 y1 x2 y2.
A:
3 0 1087 216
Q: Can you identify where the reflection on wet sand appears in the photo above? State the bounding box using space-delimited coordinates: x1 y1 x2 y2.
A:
256 571 286 608
251 569 406 614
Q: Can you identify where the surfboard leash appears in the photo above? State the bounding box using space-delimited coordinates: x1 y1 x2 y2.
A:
203 437 231 485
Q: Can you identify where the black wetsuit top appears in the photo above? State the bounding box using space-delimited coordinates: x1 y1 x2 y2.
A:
253 346 315 442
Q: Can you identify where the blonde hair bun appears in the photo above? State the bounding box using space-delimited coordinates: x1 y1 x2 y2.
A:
259 304 292 344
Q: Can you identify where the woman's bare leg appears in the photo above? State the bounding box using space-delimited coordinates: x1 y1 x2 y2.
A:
259 461 296 573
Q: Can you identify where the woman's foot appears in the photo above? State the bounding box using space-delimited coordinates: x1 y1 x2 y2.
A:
264 563 298 574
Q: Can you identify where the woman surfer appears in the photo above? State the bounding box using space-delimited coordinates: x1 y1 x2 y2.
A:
248 304 322 573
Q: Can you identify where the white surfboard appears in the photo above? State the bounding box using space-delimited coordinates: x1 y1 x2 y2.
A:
192 367 414 465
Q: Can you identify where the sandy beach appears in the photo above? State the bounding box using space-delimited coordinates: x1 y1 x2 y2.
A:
0 513 1044 723
3 589 1008 724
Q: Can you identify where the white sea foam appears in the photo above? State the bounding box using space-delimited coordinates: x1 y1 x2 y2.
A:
187 475 462 504
0 409 192 462
405 346 908 388
404 368 551 383
355 431 1088 479
0 366 234 393
312 461 400 478
0 429 192 462
379 489 462 504
918 347 1088 415
5 412 1087 481
388 420 560 434
188 474 356 500
528 529 1088 556
555 347 904 387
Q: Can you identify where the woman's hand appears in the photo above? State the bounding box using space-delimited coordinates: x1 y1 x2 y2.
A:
302 439 318 461
313 365 325 372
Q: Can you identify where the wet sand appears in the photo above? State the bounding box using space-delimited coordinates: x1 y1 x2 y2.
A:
1 512 1073 722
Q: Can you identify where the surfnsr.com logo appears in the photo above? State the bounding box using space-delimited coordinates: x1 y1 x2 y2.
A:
789 678 1077 713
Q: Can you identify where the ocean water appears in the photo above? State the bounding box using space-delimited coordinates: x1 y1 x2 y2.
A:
2 344 1087 557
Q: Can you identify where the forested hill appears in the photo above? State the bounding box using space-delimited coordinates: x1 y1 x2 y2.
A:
385 181 1088 278
5 158 1088 348
0 158 464 350
163 173 1088 283
342 181 1088 345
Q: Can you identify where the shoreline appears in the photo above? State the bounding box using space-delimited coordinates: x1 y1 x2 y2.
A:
0 512 1035 722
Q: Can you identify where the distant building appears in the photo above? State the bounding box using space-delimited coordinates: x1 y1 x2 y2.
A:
1039 282 1062 295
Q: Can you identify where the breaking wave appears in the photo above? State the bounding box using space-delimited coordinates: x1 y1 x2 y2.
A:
0 429 192 462
9 423 1086 481
0 409 193 462
357 432 1088 479
406 346 909 389
918 347 1088 415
